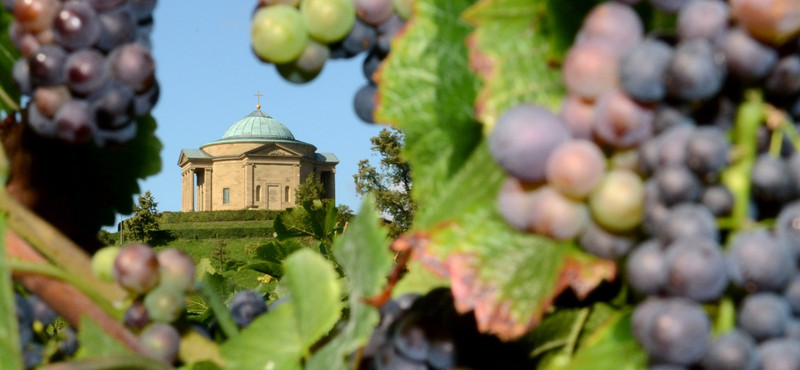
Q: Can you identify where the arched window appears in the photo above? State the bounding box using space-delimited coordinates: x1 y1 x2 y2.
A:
255 185 261 202
285 186 290 202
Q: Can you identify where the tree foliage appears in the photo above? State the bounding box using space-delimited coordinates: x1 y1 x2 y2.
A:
295 174 326 204
124 190 160 243
353 128 414 237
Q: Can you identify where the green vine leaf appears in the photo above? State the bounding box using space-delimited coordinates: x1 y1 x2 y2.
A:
375 0 483 205
463 0 564 131
74 315 131 359
306 196 394 370
221 249 342 368
284 249 342 350
239 240 303 278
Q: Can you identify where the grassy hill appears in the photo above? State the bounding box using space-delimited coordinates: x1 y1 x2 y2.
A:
108 210 288 290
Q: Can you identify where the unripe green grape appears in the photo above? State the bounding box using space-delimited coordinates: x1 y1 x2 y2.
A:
157 248 196 293
392 0 413 20
589 169 644 232
300 0 355 44
143 285 185 323
251 5 309 64
92 246 120 282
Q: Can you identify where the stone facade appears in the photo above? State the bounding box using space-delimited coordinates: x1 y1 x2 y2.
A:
178 109 337 212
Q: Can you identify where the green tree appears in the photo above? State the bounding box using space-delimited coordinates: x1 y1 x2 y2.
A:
124 190 160 243
294 174 326 204
353 128 414 238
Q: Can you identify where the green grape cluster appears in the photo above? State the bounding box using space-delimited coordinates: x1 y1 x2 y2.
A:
93 244 195 363
250 0 411 123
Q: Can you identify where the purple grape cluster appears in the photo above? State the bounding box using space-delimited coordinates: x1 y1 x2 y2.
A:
250 0 407 124
93 244 194 363
357 288 531 370
6 0 158 146
489 0 800 367
13 293 78 368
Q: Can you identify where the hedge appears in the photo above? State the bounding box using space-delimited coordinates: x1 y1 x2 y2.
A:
159 210 281 224
108 227 276 243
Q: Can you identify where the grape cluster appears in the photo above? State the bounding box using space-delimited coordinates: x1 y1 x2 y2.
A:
6 0 158 146
489 0 800 368
357 288 531 370
93 244 194 363
250 0 410 123
14 293 78 369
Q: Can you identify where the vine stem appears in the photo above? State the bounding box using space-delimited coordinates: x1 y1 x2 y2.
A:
6 230 159 360
563 307 590 357
8 259 120 319
721 90 764 231
0 187 126 304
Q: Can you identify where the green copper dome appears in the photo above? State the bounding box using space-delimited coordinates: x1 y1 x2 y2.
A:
218 109 296 142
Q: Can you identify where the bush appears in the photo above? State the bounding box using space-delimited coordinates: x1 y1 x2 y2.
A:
159 210 281 224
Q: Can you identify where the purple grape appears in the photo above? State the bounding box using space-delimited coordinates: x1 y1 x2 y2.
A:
727 229 796 293
764 55 800 97
528 186 589 241
722 28 778 83
676 0 729 43
341 19 376 55
354 0 393 26
655 165 701 206
665 39 727 102
54 98 95 144
758 339 800 370
738 293 791 341
110 43 156 93
593 88 655 148
657 203 718 245
663 236 728 302
27 45 67 86
134 82 159 117
700 185 734 217
575 2 643 55
96 6 137 52
489 104 570 183
90 80 135 129
579 221 635 259
124 301 150 329
13 58 32 95
626 239 667 295
140 323 181 363
562 39 620 101
701 329 760 370
633 297 711 365
619 38 673 103
53 0 101 50
113 243 160 294
497 177 532 231
65 49 110 96
230 290 268 328
353 83 377 123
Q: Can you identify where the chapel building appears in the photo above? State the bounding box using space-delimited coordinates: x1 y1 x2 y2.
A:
178 102 338 212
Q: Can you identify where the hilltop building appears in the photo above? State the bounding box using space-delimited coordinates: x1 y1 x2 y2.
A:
178 96 338 212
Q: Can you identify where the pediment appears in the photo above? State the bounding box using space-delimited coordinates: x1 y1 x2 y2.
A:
244 144 302 157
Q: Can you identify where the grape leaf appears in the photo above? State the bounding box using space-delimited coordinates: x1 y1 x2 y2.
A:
0 216 23 370
463 0 564 131
306 197 394 370
0 9 21 114
391 260 450 298
239 240 303 278
284 248 342 349
220 302 303 370
375 0 483 204
542 311 647 370
74 315 131 359
221 249 342 368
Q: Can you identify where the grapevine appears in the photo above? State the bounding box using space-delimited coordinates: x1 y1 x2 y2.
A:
1 0 800 369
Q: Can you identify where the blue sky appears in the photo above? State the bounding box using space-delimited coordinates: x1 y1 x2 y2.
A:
140 1 386 217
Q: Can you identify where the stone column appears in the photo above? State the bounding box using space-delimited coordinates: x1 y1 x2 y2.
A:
196 170 203 212
204 168 213 211
190 169 195 211
245 163 254 208
293 164 301 207
181 171 189 212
